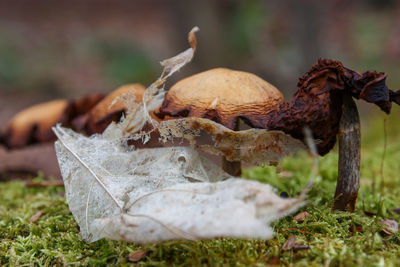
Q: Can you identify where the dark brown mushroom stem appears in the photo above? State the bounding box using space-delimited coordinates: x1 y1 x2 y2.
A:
333 92 360 211
258 59 399 211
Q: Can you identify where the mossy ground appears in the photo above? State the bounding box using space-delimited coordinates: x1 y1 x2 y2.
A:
1 111 400 266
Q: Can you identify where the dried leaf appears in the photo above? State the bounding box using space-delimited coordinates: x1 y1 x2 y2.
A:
282 235 296 251
54 126 302 243
102 27 200 141
379 219 398 236
128 250 147 262
30 211 45 223
293 211 311 222
157 117 306 165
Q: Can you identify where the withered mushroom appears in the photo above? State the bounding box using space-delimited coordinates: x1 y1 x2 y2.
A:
77 83 162 149
81 83 148 134
1 94 104 149
157 68 284 176
157 59 400 211
1 100 68 149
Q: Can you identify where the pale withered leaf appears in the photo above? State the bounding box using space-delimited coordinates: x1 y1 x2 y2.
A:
54 125 302 243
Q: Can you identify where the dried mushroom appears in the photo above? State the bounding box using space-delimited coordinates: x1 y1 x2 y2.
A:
82 83 148 134
1 94 104 149
1 100 68 149
157 59 400 211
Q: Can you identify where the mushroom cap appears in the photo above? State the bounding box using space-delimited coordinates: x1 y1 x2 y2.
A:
3 100 68 148
85 83 145 134
158 68 284 129
89 84 145 122
85 83 161 134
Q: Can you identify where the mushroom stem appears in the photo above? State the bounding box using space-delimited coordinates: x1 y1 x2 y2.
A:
333 92 360 212
222 158 241 177
222 123 242 176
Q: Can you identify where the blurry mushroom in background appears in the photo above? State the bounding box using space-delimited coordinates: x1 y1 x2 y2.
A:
76 83 147 135
157 59 400 211
1 94 104 149
156 68 284 176
0 93 104 179
1 100 68 149
76 83 163 149
0 85 158 179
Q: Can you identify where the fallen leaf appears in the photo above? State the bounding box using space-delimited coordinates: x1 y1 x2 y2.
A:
157 117 306 166
128 250 147 262
293 211 311 222
349 225 363 233
282 235 296 251
379 219 398 236
29 211 45 223
54 127 303 243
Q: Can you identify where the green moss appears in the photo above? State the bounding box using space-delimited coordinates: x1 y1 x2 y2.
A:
1 119 400 266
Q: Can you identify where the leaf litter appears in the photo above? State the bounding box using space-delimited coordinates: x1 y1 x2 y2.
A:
53 26 307 244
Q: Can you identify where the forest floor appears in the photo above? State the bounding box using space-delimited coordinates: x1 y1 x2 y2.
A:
1 110 400 266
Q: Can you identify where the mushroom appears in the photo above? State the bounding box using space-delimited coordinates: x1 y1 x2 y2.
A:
81 83 148 134
1 94 104 149
156 59 400 211
79 83 162 149
1 99 68 149
0 84 154 149
156 68 284 176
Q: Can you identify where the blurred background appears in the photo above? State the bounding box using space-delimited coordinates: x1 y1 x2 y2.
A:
0 0 399 141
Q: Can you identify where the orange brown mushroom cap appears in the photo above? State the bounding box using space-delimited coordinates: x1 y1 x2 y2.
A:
2 100 69 148
82 83 147 134
1 93 104 149
156 68 284 130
